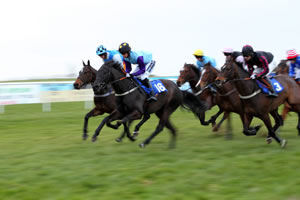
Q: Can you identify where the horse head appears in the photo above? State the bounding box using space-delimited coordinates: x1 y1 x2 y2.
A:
197 63 220 89
73 60 97 89
273 59 289 75
176 63 201 88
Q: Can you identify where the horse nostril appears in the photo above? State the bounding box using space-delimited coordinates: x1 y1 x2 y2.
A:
73 83 78 89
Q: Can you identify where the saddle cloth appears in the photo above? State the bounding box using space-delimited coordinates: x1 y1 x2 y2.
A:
256 77 284 94
134 78 168 95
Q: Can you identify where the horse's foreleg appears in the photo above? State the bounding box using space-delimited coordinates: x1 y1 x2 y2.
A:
242 114 256 136
83 108 103 140
91 110 120 142
209 108 224 127
297 113 300 136
115 120 134 142
212 111 229 132
133 114 151 138
198 111 209 126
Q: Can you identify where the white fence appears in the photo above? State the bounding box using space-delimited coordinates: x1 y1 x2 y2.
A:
0 77 188 113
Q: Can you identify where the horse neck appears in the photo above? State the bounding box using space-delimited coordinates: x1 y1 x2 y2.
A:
232 63 258 96
188 71 201 91
110 67 140 95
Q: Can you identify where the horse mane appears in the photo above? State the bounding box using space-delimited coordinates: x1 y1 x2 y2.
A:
185 63 201 76
203 62 220 74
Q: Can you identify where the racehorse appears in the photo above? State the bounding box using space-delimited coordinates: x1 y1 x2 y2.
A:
73 60 143 142
216 60 300 147
176 63 219 127
93 60 183 148
272 60 300 135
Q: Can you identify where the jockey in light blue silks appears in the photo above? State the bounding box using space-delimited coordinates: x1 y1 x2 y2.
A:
287 49 300 84
96 45 123 66
118 42 157 101
193 49 217 71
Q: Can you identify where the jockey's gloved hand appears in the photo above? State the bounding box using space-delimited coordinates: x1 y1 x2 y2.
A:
126 73 131 78
250 74 257 79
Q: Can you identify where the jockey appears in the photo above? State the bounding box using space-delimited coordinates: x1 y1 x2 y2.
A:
242 45 277 97
96 45 123 66
193 49 217 71
118 42 157 101
287 49 300 84
223 48 247 70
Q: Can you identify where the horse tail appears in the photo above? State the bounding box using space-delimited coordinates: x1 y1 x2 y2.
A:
180 90 209 115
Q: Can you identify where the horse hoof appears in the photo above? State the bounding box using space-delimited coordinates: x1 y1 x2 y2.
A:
212 126 219 132
139 143 145 148
91 137 97 142
82 136 88 141
115 138 122 142
133 131 139 138
255 125 262 131
266 137 272 144
129 137 136 142
280 139 287 148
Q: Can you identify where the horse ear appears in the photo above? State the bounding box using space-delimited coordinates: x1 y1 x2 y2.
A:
82 60 86 66
87 60 90 66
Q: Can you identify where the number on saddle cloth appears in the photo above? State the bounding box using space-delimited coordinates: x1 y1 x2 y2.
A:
134 78 168 95
256 77 284 94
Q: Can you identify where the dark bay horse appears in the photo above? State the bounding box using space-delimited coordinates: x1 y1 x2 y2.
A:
93 61 183 148
217 61 300 147
73 60 143 142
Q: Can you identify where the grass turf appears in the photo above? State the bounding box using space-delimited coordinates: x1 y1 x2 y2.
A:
1 102 300 200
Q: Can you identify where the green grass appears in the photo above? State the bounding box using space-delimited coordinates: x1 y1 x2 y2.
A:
1 102 300 200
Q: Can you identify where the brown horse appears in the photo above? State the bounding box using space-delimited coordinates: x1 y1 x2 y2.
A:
93 60 183 148
73 60 147 142
217 60 300 147
273 60 300 135
176 63 219 127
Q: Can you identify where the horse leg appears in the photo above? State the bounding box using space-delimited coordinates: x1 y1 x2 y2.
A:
139 109 170 148
225 113 233 140
91 110 120 142
132 114 151 138
297 113 300 136
270 109 283 133
261 114 286 148
115 120 133 142
242 114 257 136
209 108 224 128
212 111 229 132
165 119 177 149
83 108 103 140
197 111 210 126
281 103 290 120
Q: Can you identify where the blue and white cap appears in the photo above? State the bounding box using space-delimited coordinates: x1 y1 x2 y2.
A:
96 45 107 55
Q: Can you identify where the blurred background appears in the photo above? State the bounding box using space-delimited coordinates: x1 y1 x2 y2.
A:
0 0 299 81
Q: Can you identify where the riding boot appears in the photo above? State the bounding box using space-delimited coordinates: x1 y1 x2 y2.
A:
142 78 157 101
264 77 278 97
296 78 300 85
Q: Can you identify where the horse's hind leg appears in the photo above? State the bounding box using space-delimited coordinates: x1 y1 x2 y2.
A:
165 119 177 149
209 108 224 128
83 108 102 140
133 114 151 138
270 109 283 133
261 114 286 148
139 109 170 148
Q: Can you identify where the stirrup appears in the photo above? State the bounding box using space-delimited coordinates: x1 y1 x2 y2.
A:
267 91 278 97
147 96 157 101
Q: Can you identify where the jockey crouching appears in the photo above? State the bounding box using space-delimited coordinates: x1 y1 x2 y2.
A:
96 44 123 65
242 45 277 97
286 49 300 84
119 42 157 101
